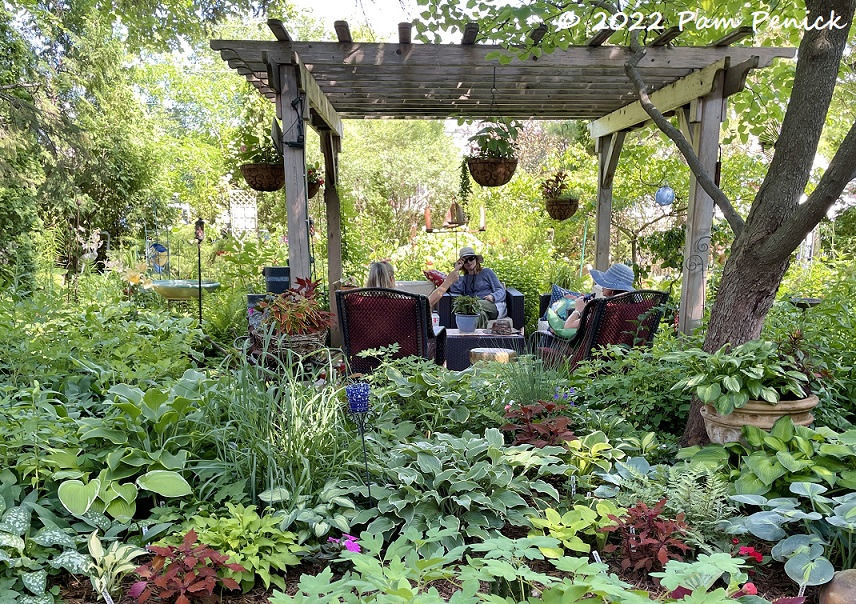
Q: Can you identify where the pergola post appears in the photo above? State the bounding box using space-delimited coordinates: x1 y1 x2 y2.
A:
322 131 343 346
677 71 725 334
278 64 312 281
594 132 625 271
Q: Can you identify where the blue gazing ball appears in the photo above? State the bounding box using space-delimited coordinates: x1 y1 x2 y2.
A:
655 186 675 206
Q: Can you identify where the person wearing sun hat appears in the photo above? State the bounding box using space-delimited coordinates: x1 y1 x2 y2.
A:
448 245 506 326
561 263 636 330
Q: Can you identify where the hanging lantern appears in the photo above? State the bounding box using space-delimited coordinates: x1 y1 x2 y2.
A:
655 185 675 207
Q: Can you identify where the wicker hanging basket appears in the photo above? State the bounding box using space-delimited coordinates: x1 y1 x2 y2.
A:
308 181 321 199
240 163 285 192
467 157 518 187
252 328 328 358
545 197 579 221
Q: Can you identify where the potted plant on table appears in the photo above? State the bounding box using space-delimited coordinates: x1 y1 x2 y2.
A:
238 133 284 192
307 164 324 199
466 118 521 187
541 171 580 220
452 295 482 333
665 339 815 443
255 278 336 357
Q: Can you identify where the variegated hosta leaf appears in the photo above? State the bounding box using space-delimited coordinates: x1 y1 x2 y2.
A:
0 532 26 552
31 527 76 549
22 569 48 595
0 506 32 536
51 550 92 575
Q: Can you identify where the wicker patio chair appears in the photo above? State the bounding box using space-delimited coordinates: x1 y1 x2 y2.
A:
336 287 446 373
538 289 670 371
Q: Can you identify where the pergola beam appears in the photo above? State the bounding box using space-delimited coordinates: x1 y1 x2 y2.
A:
293 52 343 137
398 22 412 45
589 58 729 138
334 20 352 43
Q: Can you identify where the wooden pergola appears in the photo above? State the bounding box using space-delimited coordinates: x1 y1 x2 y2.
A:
211 20 794 338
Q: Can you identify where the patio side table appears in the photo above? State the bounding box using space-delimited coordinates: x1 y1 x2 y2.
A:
445 328 526 370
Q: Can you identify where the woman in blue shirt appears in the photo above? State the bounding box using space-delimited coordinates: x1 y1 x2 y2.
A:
448 246 506 325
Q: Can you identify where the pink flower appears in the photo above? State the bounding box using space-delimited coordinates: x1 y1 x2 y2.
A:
742 582 757 595
343 539 361 552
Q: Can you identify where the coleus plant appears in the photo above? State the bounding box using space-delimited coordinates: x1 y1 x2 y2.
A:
501 400 576 447
258 278 336 335
129 529 245 604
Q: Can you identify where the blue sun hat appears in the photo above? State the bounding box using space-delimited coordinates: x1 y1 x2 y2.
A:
589 263 635 291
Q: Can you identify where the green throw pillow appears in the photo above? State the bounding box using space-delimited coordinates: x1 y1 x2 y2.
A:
546 308 578 340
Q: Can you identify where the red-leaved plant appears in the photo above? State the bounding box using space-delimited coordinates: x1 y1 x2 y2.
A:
501 400 576 447
129 529 245 604
258 278 335 335
599 498 692 575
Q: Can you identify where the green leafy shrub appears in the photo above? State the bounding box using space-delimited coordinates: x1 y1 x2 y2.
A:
527 501 622 557
173 503 306 591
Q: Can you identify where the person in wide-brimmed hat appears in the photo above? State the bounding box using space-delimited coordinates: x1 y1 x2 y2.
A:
448 246 506 326
561 263 636 330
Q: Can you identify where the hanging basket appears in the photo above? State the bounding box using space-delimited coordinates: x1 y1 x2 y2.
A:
308 181 321 199
467 157 518 187
240 163 285 192
545 197 579 221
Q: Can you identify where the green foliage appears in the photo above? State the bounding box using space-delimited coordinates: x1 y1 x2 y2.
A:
596 458 737 552
366 356 503 437
466 119 521 159
451 295 480 316
665 340 808 415
172 503 306 591
0 294 203 396
191 348 351 505
569 341 691 437
85 531 146 599
527 501 622 558
352 429 565 547
482 354 568 408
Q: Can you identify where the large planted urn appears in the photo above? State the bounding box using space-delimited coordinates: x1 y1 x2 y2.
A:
700 394 819 444
467 157 518 187
240 163 285 192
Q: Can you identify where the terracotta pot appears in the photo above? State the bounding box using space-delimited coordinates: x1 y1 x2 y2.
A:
308 181 321 199
240 163 285 192
545 197 579 220
467 157 518 187
700 394 819 444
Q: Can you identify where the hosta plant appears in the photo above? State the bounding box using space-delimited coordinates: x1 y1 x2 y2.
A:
527 501 623 558
350 429 565 547
173 503 307 591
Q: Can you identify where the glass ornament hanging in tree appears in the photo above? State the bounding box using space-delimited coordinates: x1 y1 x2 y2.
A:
655 185 675 206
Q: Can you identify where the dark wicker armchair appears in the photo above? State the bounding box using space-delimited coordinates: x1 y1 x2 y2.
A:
336 287 446 373
539 290 670 370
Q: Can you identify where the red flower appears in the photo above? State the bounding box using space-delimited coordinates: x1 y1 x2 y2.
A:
739 546 763 563
742 582 757 595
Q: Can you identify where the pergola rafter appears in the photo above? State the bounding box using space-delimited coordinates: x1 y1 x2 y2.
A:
211 20 795 339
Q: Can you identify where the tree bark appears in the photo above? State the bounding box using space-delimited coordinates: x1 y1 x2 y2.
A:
681 0 856 446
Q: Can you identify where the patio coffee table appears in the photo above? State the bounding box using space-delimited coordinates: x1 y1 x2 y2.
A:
445 328 526 370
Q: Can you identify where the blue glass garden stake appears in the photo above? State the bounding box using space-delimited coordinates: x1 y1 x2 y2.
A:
346 382 372 503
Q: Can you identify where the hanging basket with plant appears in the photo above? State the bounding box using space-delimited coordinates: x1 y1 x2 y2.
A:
541 171 579 220
307 164 324 199
237 132 284 192
466 119 520 187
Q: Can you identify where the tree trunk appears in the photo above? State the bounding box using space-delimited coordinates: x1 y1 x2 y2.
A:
681 0 856 446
